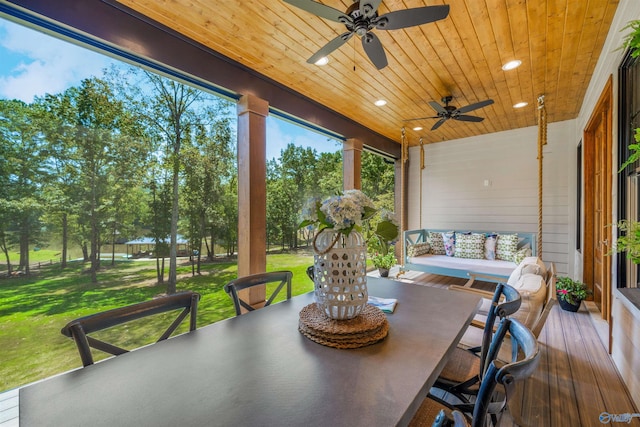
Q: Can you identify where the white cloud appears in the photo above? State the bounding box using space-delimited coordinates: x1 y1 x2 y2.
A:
0 20 113 102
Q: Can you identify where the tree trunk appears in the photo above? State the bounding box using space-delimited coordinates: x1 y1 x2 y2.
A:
0 233 11 275
156 256 162 283
204 230 212 260
90 170 98 283
19 219 30 275
81 242 89 262
111 223 117 266
61 213 68 268
167 153 179 294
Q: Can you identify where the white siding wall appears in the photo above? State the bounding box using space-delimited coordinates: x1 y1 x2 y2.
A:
406 121 575 275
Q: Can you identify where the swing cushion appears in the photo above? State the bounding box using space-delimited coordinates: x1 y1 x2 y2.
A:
454 233 486 259
496 234 519 261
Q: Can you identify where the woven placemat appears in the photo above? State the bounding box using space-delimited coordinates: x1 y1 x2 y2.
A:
298 303 389 349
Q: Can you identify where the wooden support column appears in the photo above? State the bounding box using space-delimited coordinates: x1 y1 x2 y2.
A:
237 94 268 307
343 138 362 190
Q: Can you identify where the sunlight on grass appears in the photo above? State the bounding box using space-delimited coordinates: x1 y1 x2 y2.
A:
0 252 314 391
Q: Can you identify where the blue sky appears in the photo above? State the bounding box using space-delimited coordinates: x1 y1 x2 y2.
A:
0 18 341 161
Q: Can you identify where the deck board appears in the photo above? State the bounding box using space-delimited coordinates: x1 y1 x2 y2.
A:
0 389 18 427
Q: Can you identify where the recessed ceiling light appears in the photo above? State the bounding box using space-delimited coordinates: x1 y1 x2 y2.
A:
413 126 423 131
314 57 329 66
513 102 528 108
502 60 522 71
374 99 387 107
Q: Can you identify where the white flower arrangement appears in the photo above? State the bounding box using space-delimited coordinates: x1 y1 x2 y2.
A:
300 190 376 236
299 189 399 246
321 190 376 231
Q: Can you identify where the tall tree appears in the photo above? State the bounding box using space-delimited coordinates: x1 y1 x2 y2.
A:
181 117 234 272
0 99 47 274
38 90 81 268
109 66 233 293
361 151 395 209
41 78 149 282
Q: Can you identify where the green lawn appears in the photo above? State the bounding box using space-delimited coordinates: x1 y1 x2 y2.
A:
0 252 314 391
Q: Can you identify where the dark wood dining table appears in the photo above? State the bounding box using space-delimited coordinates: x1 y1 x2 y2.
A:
19 277 481 427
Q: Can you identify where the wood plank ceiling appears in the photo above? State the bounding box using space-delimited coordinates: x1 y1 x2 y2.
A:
116 0 620 147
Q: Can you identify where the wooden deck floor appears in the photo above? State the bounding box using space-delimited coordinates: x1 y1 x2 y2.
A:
394 269 640 426
2 270 638 426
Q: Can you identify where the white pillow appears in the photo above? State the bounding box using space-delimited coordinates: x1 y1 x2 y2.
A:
510 273 547 329
507 256 547 287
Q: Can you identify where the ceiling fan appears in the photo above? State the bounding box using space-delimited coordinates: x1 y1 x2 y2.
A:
283 0 450 70
405 96 495 131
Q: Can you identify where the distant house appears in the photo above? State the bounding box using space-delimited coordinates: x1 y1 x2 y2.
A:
125 236 190 258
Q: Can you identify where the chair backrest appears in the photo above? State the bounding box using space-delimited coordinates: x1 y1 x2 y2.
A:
530 262 557 338
61 291 200 367
224 271 293 316
477 283 522 379
472 318 540 427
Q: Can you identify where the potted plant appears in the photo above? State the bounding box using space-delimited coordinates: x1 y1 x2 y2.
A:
363 209 399 278
556 276 591 312
370 250 396 277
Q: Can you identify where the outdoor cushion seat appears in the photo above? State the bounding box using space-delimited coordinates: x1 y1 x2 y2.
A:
452 260 556 363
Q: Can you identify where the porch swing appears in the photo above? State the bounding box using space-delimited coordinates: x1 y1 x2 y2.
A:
398 96 547 259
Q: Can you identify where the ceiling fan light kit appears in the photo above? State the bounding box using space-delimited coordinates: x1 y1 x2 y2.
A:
284 0 450 70
405 96 495 131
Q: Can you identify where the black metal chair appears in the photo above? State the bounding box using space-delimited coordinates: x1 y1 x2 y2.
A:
432 283 521 402
61 291 200 367
223 271 293 316
410 317 540 427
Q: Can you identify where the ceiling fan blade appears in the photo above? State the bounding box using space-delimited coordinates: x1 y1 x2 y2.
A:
431 118 447 131
403 116 440 122
307 32 354 64
360 0 383 19
376 5 450 31
456 99 494 114
283 0 352 24
361 32 388 70
428 101 447 115
454 115 485 122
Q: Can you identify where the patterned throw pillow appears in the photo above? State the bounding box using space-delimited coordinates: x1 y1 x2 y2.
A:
407 242 431 257
427 232 445 255
484 234 497 260
496 233 519 261
513 244 532 264
442 231 456 257
455 233 486 259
